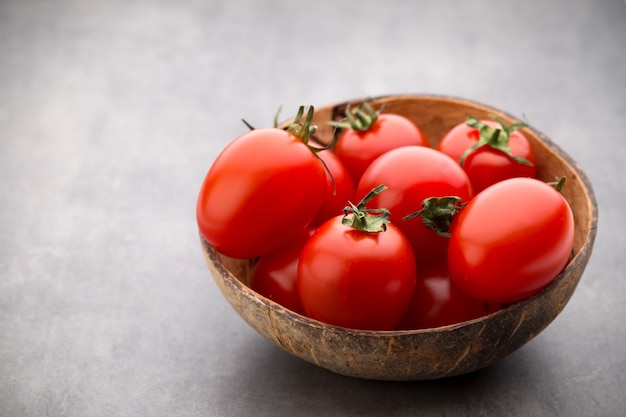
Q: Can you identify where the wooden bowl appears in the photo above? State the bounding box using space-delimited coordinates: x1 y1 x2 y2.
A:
200 94 598 381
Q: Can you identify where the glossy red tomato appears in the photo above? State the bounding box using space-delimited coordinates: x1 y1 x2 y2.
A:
448 177 574 303
309 149 355 226
250 227 315 315
298 212 416 331
356 146 473 266
437 116 536 194
197 113 326 259
333 104 428 184
398 262 501 330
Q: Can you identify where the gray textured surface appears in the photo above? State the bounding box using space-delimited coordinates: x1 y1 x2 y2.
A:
1 0 624 416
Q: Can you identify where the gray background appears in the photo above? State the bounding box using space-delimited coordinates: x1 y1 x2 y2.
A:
1 0 624 416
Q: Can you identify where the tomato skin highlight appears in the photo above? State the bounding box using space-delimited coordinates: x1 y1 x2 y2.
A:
398 262 501 330
297 216 416 331
250 227 315 315
437 120 536 193
448 177 575 303
310 149 356 226
334 113 429 184
196 128 326 259
357 146 473 266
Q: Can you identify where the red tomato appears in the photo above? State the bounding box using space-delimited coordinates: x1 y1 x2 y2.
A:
398 262 501 330
196 110 327 259
250 227 315 315
356 146 473 266
448 177 574 303
298 203 416 330
309 149 355 226
332 104 428 184
437 116 536 194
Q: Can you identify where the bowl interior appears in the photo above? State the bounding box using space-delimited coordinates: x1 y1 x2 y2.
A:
202 94 598 380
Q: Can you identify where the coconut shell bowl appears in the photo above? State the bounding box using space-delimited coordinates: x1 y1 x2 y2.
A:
200 94 598 381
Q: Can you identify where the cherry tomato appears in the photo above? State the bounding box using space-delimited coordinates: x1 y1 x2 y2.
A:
297 187 416 330
196 107 326 259
356 146 473 266
448 177 574 303
250 227 315 315
398 262 501 330
332 103 428 184
437 116 536 194
309 149 355 226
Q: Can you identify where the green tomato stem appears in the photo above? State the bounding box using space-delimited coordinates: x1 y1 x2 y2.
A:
283 105 338 194
403 196 466 238
548 176 566 192
328 101 382 132
460 115 533 167
287 106 316 145
342 184 390 232
273 105 284 128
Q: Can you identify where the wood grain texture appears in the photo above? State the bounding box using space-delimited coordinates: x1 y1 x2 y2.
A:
200 95 598 381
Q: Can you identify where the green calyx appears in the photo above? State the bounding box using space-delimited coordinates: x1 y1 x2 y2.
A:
328 101 381 132
287 105 337 194
342 184 390 232
286 105 318 146
241 105 318 145
403 196 466 238
460 115 533 167
548 176 566 193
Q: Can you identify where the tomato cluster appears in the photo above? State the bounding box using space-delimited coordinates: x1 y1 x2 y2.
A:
196 103 575 331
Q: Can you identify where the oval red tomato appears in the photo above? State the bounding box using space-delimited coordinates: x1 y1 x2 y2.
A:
448 177 574 303
333 104 428 184
196 124 326 259
297 216 416 331
437 117 536 193
397 262 501 330
250 227 316 315
309 149 355 226
356 146 473 266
